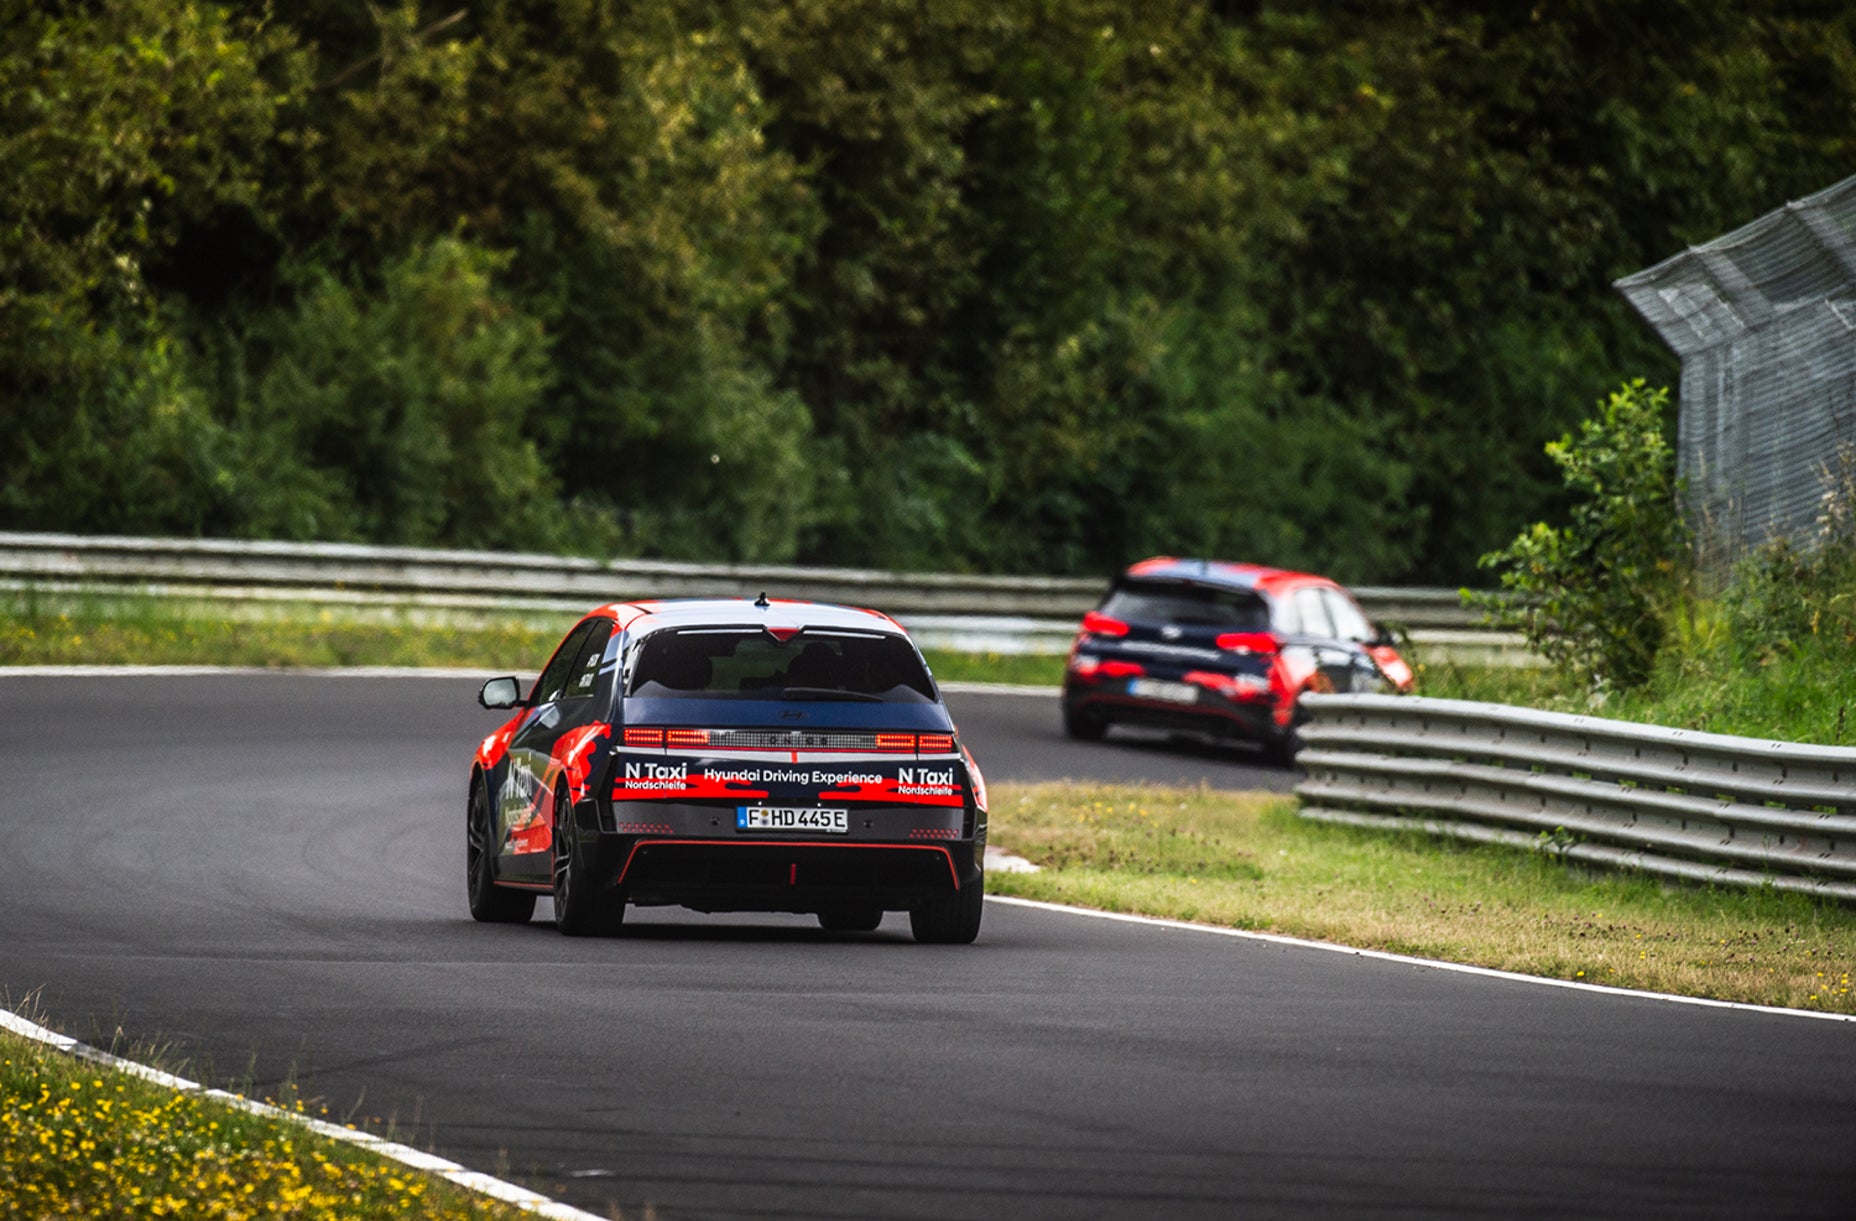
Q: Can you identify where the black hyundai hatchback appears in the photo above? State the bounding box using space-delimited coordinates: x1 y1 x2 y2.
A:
467 597 988 943
1060 557 1413 763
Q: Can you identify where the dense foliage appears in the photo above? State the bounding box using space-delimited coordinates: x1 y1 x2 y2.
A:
4 1 1853 581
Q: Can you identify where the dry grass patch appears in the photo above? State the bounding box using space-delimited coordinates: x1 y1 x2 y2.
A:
987 781 1856 1013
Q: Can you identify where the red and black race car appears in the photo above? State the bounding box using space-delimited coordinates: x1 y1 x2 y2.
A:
1061 557 1415 764
467 597 987 943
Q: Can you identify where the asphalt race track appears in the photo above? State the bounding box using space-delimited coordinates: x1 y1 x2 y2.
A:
3 673 1854 1219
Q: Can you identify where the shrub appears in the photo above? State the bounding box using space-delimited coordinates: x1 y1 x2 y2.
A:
1472 379 1685 689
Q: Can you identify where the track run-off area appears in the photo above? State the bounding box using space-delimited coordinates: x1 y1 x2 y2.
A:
3 671 1853 1219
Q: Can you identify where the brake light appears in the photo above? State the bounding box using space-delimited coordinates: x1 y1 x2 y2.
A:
623 727 664 747
918 733 955 753
1184 670 1269 701
1081 611 1129 637
1184 670 1236 696
1097 659 1144 679
874 733 916 751
665 728 711 748
1216 631 1281 656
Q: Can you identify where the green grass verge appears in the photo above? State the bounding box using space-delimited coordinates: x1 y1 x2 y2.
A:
0 589 1065 686
1414 649 1856 747
924 650 1063 687
0 590 559 671
0 1024 537 1219
988 781 1856 1013
1414 536 1856 747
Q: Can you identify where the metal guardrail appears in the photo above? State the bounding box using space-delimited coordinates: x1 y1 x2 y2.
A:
1295 694 1856 901
0 531 1523 660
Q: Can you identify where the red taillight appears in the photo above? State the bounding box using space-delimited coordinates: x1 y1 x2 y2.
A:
623 727 664 747
1216 631 1281 656
874 733 916 751
1183 670 1269 701
1184 670 1237 696
665 728 710 749
1097 659 1144 679
918 733 955 753
1081 611 1130 637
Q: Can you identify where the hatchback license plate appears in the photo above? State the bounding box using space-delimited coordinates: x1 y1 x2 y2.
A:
1128 678 1199 704
737 806 849 834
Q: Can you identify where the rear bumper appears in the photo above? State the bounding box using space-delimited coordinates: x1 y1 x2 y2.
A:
591 798 983 914
1063 682 1281 742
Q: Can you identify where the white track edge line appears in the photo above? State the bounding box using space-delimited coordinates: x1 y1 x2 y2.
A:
985 895 1856 1024
0 1005 605 1221
0 665 489 678
0 666 1061 695
938 680 1059 696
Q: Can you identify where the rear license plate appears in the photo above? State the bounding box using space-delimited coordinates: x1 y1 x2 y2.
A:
1128 677 1199 704
737 806 849 834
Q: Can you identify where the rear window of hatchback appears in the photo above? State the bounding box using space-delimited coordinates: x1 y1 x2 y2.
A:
1099 581 1271 631
628 628 938 703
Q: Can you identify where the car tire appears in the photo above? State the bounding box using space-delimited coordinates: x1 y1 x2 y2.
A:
1062 705 1108 741
1263 730 1301 768
552 792 625 937
910 874 984 944
1264 705 1310 768
817 905 884 932
467 783 535 924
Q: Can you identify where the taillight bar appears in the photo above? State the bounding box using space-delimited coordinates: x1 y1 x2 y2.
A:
1081 610 1130 637
1216 630 1282 656
619 728 958 754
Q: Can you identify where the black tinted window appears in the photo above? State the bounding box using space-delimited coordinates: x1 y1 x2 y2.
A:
565 622 614 699
628 629 937 703
1099 581 1269 630
532 620 596 705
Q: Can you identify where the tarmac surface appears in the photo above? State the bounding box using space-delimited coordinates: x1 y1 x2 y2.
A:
2 673 1852 1219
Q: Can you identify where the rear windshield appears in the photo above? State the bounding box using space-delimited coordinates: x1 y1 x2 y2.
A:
628 628 937 703
1100 580 1270 630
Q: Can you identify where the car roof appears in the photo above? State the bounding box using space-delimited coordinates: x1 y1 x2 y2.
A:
1120 556 1337 598
580 597 908 638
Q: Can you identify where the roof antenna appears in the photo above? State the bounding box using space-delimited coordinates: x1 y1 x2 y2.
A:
754 591 770 609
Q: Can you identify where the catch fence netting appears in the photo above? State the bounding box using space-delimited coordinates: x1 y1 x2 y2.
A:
1615 173 1856 573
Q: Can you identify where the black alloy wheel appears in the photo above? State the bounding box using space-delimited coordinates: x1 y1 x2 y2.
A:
468 784 535 924
909 873 984 944
552 790 625 936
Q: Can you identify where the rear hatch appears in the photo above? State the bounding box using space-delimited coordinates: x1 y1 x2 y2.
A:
1074 578 1277 701
610 625 971 822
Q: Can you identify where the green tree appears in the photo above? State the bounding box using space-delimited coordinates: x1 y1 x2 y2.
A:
228 237 557 548
0 0 294 536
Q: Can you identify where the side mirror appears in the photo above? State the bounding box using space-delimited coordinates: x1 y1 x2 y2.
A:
478 676 528 710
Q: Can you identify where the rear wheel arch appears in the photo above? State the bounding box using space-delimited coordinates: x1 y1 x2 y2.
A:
467 771 534 923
